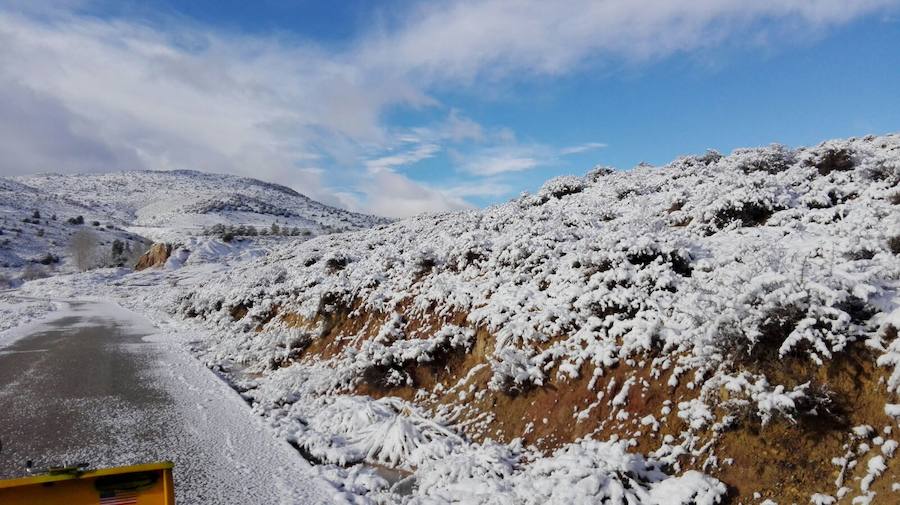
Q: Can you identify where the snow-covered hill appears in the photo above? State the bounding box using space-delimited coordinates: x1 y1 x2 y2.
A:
0 176 150 284
0 170 388 284
169 134 900 503
14 170 388 242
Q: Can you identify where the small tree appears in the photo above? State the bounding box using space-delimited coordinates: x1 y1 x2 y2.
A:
271 222 281 235
32 210 41 219
70 229 97 271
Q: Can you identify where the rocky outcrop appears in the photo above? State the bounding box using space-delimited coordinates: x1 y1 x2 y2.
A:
134 243 172 270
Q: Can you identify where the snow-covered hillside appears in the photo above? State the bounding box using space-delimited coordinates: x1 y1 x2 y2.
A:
15 170 388 242
169 134 900 503
0 177 150 284
0 170 388 284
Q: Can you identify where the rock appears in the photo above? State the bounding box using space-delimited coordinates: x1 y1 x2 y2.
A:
134 243 172 270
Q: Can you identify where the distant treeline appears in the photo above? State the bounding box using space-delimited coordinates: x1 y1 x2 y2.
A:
200 223 313 241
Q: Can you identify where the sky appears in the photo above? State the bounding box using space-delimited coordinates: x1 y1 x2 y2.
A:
0 1 898 218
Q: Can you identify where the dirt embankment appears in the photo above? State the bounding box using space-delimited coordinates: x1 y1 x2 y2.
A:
225 298 900 504
134 243 172 270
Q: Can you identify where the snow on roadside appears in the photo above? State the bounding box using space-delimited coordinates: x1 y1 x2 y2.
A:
0 293 63 345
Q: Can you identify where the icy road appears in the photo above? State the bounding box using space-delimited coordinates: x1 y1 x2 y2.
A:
0 300 334 504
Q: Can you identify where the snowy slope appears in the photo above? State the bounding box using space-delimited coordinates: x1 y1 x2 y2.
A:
0 170 388 283
14 170 389 242
168 134 900 503
0 177 149 281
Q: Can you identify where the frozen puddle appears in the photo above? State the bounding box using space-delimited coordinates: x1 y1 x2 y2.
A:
0 300 334 504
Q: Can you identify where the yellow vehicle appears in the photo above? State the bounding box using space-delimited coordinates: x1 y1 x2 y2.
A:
0 461 175 504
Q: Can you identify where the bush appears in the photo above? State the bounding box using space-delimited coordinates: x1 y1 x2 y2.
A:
810 148 854 175
34 253 59 265
537 176 586 202
889 236 900 255
67 215 84 225
20 264 48 281
735 144 795 174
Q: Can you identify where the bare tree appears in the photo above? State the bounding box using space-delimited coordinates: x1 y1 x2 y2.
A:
69 229 98 271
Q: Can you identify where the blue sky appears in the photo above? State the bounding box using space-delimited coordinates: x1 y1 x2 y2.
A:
1 1 898 216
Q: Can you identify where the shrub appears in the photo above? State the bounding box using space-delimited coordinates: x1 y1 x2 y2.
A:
34 253 59 265
712 201 775 230
325 255 348 273
810 148 854 175
67 215 84 225
889 235 900 255
537 176 586 201
20 264 48 281
735 145 795 174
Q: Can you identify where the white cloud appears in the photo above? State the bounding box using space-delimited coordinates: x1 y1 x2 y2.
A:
363 0 899 83
561 142 607 155
444 181 513 198
464 155 539 176
340 170 473 218
365 144 440 173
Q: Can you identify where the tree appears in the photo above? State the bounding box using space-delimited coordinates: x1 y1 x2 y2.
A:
69 229 98 271
111 239 125 259
271 222 281 235
32 209 40 219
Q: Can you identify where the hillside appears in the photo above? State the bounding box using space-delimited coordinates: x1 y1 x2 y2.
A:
167 134 900 503
14 170 388 241
0 170 388 283
0 177 150 283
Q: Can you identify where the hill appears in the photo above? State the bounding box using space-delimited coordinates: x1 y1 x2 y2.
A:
0 170 388 283
14 170 387 241
171 134 900 503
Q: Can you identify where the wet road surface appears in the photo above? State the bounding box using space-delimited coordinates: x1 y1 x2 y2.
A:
0 301 333 504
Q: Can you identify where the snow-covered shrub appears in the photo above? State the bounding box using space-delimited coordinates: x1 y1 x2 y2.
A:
292 396 460 468
733 144 796 174
585 165 615 181
804 146 855 175
889 235 900 255
488 348 544 395
413 439 726 505
537 175 586 201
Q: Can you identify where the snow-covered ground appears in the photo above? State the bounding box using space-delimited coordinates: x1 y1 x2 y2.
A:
2 133 899 503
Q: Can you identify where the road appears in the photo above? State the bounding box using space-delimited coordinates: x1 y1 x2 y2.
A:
0 300 335 504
